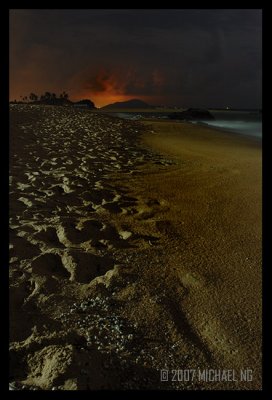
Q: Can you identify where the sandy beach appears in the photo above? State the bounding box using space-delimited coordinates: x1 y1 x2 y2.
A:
140 121 262 385
9 106 262 390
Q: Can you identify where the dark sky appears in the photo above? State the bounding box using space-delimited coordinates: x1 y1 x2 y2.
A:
10 9 262 108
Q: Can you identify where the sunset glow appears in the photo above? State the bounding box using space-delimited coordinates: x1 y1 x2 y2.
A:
10 10 262 108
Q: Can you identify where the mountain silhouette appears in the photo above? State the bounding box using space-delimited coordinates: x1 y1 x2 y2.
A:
102 99 152 109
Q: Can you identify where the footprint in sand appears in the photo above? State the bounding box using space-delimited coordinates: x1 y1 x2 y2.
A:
179 272 204 289
33 227 65 248
31 253 70 279
60 219 104 245
132 198 167 221
61 250 114 283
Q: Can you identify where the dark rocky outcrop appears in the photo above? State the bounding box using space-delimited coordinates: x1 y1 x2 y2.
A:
74 99 96 109
168 108 215 121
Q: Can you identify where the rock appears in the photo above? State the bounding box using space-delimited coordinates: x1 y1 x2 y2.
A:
168 108 215 121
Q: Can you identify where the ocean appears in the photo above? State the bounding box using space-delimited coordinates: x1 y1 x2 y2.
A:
112 110 262 139
199 110 262 138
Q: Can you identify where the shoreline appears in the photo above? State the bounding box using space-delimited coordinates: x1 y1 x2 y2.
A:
141 117 262 143
101 109 262 141
190 121 262 141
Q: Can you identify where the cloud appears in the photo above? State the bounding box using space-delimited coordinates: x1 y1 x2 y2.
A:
9 9 262 108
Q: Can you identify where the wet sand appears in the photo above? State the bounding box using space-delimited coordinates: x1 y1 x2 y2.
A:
9 106 262 390
139 121 262 386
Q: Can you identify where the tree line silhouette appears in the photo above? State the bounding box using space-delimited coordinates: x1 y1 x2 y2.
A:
10 91 95 109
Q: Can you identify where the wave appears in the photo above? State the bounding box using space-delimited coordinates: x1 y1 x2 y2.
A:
199 120 262 138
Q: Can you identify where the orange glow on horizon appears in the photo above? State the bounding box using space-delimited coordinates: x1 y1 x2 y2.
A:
71 67 164 107
10 67 166 108
73 91 157 108
9 90 161 108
